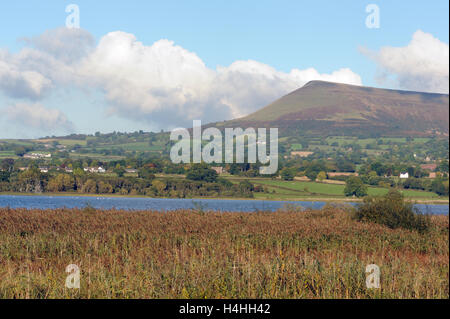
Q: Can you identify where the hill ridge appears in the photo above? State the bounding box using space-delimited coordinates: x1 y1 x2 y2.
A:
219 81 449 137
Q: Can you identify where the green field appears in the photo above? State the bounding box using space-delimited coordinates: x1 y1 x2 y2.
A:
228 178 441 200
324 136 431 147
0 139 34 146
0 151 17 159
86 141 166 153
290 143 303 150
68 153 126 161
54 139 87 146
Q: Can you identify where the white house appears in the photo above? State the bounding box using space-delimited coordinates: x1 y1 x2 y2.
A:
399 172 409 179
97 167 106 173
23 153 51 159
84 167 106 173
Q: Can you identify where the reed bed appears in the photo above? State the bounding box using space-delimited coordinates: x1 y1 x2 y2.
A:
0 206 448 299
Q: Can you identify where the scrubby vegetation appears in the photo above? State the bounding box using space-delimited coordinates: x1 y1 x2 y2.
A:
0 206 447 299
1 133 449 200
353 190 431 233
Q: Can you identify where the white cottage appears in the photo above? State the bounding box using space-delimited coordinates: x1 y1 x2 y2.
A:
399 172 409 179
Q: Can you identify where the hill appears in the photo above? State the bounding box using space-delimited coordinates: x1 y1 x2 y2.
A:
216 81 449 137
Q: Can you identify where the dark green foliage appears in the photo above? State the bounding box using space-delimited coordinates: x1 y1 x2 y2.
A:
353 190 431 233
336 159 355 172
114 167 126 177
239 180 254 193
217 177 233 187
280 167 296 181
138 167 156 180
344 176 368 197
431 179 449 196
438 160 449 173
14 146 27 157
0 171 10 182
186 164 218 183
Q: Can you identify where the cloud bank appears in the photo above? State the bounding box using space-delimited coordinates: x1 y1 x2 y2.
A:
2 28 364 130
77 31 362 127
0 28 362 130
361 30 449 94
5 102 74 132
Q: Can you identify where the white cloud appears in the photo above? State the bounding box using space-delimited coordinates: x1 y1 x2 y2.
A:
361 30 449 94
0 28 92 100
22 28 95 64
214 62 362 118
78 31 362 126
5 102 74 132
1 28 363 130
78 33 219 127
0 50 52 99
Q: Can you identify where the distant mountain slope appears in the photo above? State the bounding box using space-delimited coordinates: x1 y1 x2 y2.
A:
216 81 449 137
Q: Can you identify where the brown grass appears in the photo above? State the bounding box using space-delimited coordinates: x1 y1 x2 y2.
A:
0 206 448 299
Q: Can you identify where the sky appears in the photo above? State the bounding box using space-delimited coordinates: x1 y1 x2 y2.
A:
0 0 448 138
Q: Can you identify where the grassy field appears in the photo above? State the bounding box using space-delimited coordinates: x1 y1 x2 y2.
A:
68 153 127 161
0 139 34 146
0 206 447 299
0 151 18 159
92 142 164 152
324 136 431 147
232 178 442 200
34 139 88 146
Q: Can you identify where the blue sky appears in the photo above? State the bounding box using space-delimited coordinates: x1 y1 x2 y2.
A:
0 1 448 138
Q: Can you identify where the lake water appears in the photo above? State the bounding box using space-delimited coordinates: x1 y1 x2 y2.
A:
0 195 448 215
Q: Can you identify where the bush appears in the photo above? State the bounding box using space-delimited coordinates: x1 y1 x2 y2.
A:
280 168 296 181
344 176 368 197
353 189 430 233
431 179 449 196
186 164 218 183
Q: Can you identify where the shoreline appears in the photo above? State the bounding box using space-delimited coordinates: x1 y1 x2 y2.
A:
0 192 448 205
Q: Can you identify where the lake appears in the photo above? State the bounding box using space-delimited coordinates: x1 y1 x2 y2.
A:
0 195 448 215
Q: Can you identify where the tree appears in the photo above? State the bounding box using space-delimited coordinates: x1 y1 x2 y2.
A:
138 168 156 180
152 180 167 195
353 189 430 233
317 171 327 181
81 179 97 193
431 179 449 196
280 168 296 181
1 158 14 172
114 167 126 177
186 164 218 182
438 160 449 173
73 168 85 177
97 181 113 194
336 159 355 172
305 169 318 182
0 171 10 182
14 147 27 157
18 168 44 193
239 180 254 193
47 174 75 192
370 162 385 176
344 176 368 197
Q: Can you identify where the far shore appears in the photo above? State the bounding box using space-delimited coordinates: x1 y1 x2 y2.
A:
0 192 448 205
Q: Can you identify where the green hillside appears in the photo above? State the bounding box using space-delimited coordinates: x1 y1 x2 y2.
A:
220 81 449 137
